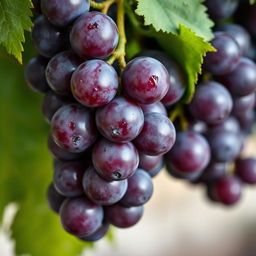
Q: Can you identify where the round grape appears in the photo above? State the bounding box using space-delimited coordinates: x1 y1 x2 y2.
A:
235 158 256 185
80 222 110 242
47 183 66 213
140 101 167 116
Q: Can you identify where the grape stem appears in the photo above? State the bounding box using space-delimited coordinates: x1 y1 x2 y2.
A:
169 104 188 131
90 0 116 14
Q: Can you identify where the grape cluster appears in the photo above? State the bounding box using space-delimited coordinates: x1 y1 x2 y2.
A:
26 0 176 242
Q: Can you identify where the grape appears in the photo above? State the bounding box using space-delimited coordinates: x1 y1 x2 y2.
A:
207 130 242 162
138 152 162 172
32 0 41 14
60 197 103 236
71 60 118 107
51 104 97 153
189 81 233 125
82 166 128 205
122 57 170 104
96 97 144 142
216 57 256 96
205 0 238 21
31 16 68 58
232 93 255 117
209 116 240 134
235 158 256 184
92 139 139 181
147 159 164 178
48 135 82 161
47 183 66 213
237 109 255 133
80 222 110 242
70 11 118 59
53 160 85 197
105 203 144 228
212 176 242 206
140 102 167 116
165 131 210 173
246 5 256 38
188 120 207 134
134 113 176 156
216 24 251 56
203 32 241 75
121 169 153 206
46 51 82 95
25 56 49 93
42 91 70 123
41 0 90 27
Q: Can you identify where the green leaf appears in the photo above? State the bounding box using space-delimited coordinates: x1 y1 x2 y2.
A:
250 0 255 4
0 37 87 256
135 0 214 41
156 25 216 103
0 0 33 63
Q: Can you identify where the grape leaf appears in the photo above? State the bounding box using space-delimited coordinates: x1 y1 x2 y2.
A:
156 25 216 103
0 0 33 63
135 0 214 41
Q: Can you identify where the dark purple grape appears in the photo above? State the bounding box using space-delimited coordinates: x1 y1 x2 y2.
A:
121 169 153 206
122 57 170 104
92 139 139 181
216 57 256 96
198 162 226 183
46 51 82 95
71 60 118 107
237 109 255 133
105 204 143 228
205 0 238 21
216 24 251 56
134 113 176 156
213 176 242 205
25 56 49 93
48 135 82 161
31 16 68 58
204 32 241 75
207 130 242 162
147 159 163 178
60 197 103 236
41 0 90 27
42 91 70 123
209 116 240 134
188 120 207 134
140 102 167 116
246 5 256 38
80 222 110 242
83 166 128 205
53 160 85 197
165 131 210 173
189 81 233 125
47 183 66 213
70 11 118 59
96 97 144 142
138 152 162 172
51 104 97 153
235 158 256 184
32 0 41 13
232 93 255 117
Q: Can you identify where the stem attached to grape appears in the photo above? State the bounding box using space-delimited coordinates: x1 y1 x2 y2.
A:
169 104 188 131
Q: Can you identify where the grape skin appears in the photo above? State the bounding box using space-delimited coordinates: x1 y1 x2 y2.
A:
47 183 66 213
235 158 256 184
80 222 110 242
208 116 241 134
140 101 167 116
138 152 163 172
232 93 255 117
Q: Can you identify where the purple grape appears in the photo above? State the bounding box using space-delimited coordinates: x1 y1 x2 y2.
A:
25 56 49 93
188 120 207 134
138 152 162 172
198 162 226 183
140 102 167 116
232 93 255 117
216 24 251 56
47 183 66 213
105 204 144 228
121 169 153 206
209 116 240 134
48 135 82 161
60 197 103 236
51 104 97 153
80 222 110 242
216 57 256 96
205 0 238 21
53 160 85 197
71 60 118 107
70 11 118 59
235 158 256 184
96 97 144 142
134 113 176 156
31 16 68 58
32 0 41 13
165 131 210 173
92 139 139 181
41 0 90 27
42 91 70 123
204 32 241 75
83 166 128 205
213 176 242 206
46 51 82 95
122 57 170 104
189 81 233 125
237 109 255 133
147 159 164 178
